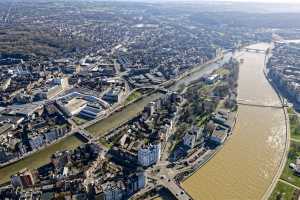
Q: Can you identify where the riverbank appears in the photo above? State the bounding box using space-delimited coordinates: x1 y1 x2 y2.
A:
182 43 287 200
268 107 300 200
180 110 238 183
262 67 290 200
173 60 240 194
258 42 290 200
269 181 298 200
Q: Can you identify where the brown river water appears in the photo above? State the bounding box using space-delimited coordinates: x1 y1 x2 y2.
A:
182 43 287 200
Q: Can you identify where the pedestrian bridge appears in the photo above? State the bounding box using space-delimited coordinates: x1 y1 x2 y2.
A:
237 102 284 109
244 48 266 54
237 99 287 109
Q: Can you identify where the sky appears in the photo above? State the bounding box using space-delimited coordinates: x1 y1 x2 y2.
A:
215 0 300 3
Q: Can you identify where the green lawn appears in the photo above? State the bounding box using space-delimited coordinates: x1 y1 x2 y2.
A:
281 141 300 188
196 114 209 127
269 108 300 199
200 84 214 94
99 133 124 149
216 68 230 76
125 91 142 104
269 181 298 200
287 108 300 140
99 138 113 149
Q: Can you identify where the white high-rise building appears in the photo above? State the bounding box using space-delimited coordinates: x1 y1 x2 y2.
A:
138 143 161 167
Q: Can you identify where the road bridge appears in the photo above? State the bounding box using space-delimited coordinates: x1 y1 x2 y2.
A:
139 86 172 94
75 129 93 142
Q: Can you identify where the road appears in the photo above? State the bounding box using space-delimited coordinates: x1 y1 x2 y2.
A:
147 164 191 200
290 138 300 143
145 149 203 200
279 179 300 190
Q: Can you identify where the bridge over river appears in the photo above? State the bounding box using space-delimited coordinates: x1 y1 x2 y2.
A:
244 47 268 54
237 98 288 109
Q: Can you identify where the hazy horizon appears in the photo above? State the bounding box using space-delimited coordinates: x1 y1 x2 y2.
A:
213 0 300 3
112 0 300 4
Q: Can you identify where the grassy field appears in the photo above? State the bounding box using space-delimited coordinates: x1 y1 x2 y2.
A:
269 181 298 200
216 68 230 76
269 108 300 200
196 114 209 127
99 138 114 149
125 91 142 104
281 141 300 188
287 108 300 140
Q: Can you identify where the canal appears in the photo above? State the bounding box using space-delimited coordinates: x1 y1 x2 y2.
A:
0 53 230 184
86 92 163 136
182 43 287 200
0 135 82 184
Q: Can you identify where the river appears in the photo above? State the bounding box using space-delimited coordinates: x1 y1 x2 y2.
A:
182 43 287 200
